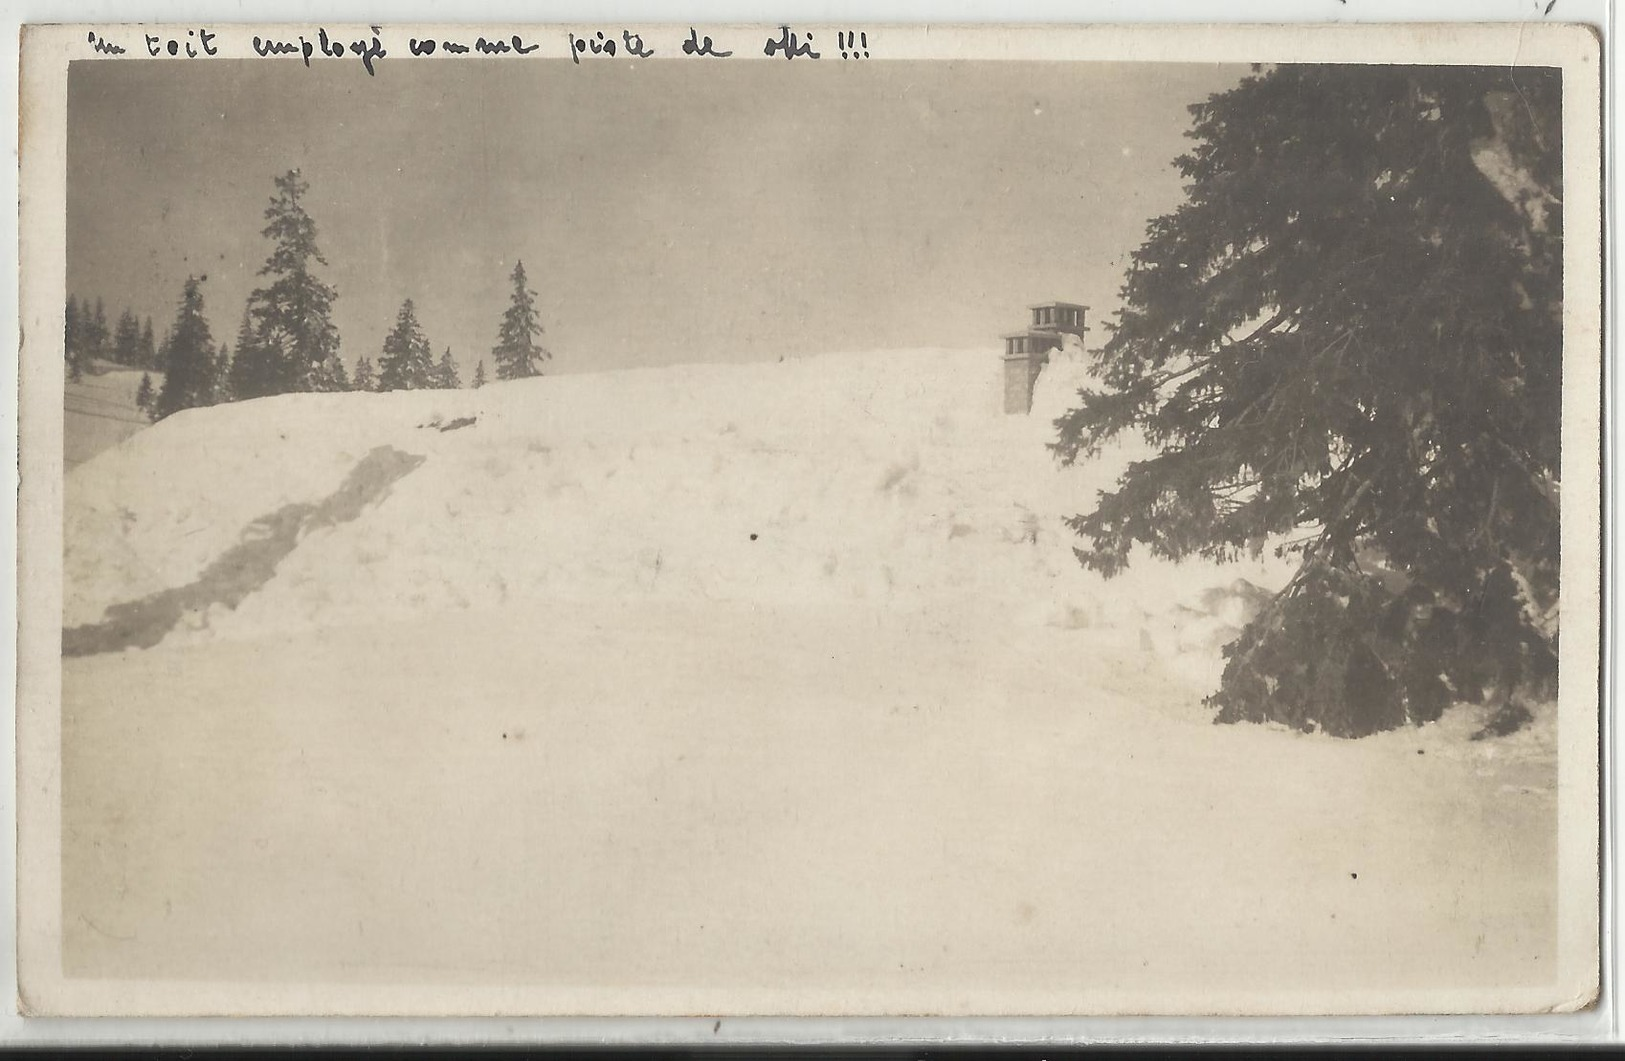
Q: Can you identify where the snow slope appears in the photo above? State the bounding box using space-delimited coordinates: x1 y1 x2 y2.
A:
63 360 158 469
65 346 1289 697
59 346 1564 1014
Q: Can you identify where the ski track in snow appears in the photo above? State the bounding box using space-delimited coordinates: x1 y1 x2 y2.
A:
63 445 425 656
59 347 1561 1010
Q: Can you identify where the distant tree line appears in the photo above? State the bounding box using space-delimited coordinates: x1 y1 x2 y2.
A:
70 168 551 423
63 296 159 380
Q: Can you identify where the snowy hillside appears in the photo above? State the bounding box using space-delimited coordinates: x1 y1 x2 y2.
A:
65 347 1289 695
63 360 157 469
60 347 1564 1012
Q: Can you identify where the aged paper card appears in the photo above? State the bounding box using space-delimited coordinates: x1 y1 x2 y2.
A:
16 22 1602 1017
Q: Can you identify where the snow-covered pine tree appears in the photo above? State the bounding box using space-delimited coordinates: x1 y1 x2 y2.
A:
376 299 436 391
491 260 548 380
135 372 154 414
436 347 461 389
472 360 487 389
152 277 220 421
112 308 142 366
1052 65 1562 739
240 169 346 396
352 355 376 392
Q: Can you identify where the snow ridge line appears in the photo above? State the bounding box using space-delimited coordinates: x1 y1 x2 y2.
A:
62 445 426 657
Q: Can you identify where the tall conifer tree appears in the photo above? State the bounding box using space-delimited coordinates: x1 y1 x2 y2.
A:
435 347 461 389
112 308 141 366
491 261 548 380
239 170 346 396
139 316 157 371
377 299 436 391
152 277 220 421
227 307 262 401
352 356 376 392
1053 65 1562 738
87 298 109 362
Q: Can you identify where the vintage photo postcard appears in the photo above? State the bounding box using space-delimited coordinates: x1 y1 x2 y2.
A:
15 21 1603 1017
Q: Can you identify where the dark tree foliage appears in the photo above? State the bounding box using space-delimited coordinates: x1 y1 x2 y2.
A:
139 317 157 371
86 298 109 361
64 295 84 381
377 299 437 391
112 308 142 366
152 277 219 421
135 372 154 413
352 355 376 392
1053 65 1562 738
212 343 233 404
236 170 347 397
226 307 261 401
435 347 461 389
65 294 109 379
472 360 487 389
492 261 548 380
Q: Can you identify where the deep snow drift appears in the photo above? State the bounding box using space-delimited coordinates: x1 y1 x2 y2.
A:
60 346 1561 1013
64 346 1297 694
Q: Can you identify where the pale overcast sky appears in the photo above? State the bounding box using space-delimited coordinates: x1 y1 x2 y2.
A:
67 58 1248 379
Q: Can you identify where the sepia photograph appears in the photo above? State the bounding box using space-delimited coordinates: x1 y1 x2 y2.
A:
14 22 1603 1018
